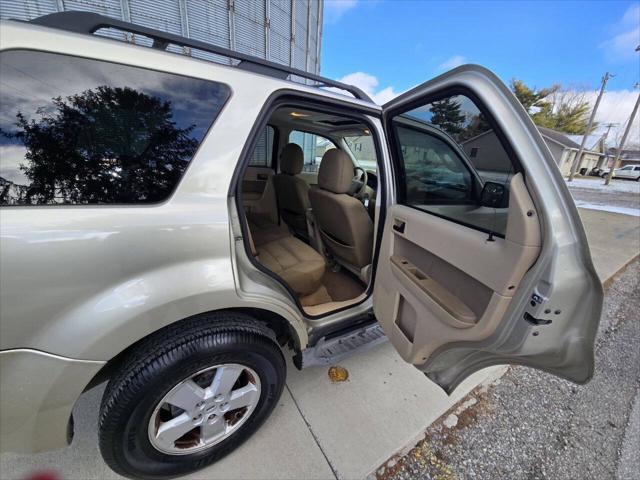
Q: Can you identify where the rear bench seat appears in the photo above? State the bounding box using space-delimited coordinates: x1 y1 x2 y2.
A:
247 214 325 296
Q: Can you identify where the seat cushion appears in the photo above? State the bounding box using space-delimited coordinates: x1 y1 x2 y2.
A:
247 213 290 246
258 236 325 295
273 174 310 238
308 187 373 269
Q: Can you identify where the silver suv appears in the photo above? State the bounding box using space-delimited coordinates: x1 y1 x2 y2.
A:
0 12 602 480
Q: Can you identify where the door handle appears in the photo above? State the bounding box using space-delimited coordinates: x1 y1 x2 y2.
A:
257 173 268 180
392 221 405 234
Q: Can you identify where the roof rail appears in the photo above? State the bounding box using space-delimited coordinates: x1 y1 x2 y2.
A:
26 12 373 102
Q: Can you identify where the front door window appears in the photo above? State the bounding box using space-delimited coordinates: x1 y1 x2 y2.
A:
389 92 518 236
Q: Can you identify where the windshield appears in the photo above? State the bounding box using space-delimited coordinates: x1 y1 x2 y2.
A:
344 134 377 171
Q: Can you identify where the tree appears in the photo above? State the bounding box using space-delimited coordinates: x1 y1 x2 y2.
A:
546 90 597 134
1 85 198 204
510 79 597 134
511 79 559 114
429 97 466 138
458 112 492 142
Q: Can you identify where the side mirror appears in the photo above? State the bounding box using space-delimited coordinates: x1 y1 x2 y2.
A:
480 181 508 208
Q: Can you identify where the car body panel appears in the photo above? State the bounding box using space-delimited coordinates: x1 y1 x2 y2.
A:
0 349 104 453
613 165 640 180
0 21 341 360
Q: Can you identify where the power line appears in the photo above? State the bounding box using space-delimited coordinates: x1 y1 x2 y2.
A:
567 72 613 181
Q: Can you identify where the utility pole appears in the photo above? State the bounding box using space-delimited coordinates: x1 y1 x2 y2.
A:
597 122 618 171
568 72 613 181
601 122 618 141
604 86 640 185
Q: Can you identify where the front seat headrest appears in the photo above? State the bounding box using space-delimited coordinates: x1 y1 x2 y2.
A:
280 143 304 175
317 149 354 194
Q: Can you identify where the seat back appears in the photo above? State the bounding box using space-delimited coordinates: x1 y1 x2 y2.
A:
273 143 310 237
308 149 373 269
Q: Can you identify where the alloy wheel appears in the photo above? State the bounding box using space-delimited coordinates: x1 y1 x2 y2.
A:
147 363 261 455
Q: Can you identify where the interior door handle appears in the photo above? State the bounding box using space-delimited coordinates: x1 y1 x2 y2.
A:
393 221 406 234
257 173 268 180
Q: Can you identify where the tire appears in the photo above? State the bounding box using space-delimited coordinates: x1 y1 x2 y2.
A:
98 312 286 480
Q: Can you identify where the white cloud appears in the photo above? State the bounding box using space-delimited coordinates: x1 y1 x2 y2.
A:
338 71 400 105
600 4 640 61
0 144 29 185
324 0 359 24
581 89 640 147
438 55 468 71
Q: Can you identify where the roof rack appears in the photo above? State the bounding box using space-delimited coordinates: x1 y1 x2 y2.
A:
25 12 373 102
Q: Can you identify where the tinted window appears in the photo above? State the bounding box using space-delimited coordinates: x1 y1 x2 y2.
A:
0 50 230 205
345 133 377 172
249 126 275 167
396 125 473 204
391 93 517 236
288 130 336 173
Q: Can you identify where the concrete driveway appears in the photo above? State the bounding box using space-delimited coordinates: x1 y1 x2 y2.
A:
1 205 638 480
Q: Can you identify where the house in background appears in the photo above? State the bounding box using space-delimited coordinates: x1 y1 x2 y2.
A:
605 148 640 169
460 127 605 178
537 127 607 176
460 130 515 182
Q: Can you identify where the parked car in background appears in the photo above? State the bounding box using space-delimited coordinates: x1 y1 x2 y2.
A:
598 164 640 180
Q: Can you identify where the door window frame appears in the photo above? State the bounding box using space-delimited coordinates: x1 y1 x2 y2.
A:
229 91 388 325
383 85 524 239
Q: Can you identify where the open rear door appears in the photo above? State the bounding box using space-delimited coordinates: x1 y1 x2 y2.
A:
374 65 602 394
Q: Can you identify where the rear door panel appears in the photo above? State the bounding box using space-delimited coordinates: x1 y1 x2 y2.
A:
242 166 278 223
376 65 602 393
376 173 540 364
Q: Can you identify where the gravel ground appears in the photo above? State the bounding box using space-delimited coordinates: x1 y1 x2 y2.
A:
374 260 640 480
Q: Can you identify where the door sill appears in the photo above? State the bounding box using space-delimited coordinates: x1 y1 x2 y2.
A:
294 320 387 368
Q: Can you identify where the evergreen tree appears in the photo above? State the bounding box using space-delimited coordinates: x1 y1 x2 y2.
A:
429 97 466 139
511 79 559 114
511 79 596 134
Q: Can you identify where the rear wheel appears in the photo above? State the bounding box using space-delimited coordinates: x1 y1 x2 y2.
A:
98 312 285 480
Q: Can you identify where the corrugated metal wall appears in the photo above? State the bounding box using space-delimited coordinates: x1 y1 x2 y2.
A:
0 0 323 74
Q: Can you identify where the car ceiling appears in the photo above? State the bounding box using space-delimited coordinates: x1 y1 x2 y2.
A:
269 107 371 138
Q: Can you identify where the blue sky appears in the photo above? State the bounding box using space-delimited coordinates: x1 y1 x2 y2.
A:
321 0 640 143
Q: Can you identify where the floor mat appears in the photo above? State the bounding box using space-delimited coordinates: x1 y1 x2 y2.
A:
321 270 366 302
300 285 332 306
299 270 366 307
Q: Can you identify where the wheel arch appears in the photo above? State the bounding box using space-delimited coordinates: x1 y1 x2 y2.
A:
83 307 302 393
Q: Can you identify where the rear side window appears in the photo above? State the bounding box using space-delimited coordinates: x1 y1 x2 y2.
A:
0 50 230 205
248 126 275 167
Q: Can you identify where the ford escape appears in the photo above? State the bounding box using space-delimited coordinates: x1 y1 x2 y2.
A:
0 12 602 480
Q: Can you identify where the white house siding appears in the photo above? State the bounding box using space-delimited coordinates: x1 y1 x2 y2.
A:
558 151 601 176
461 130 513 175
